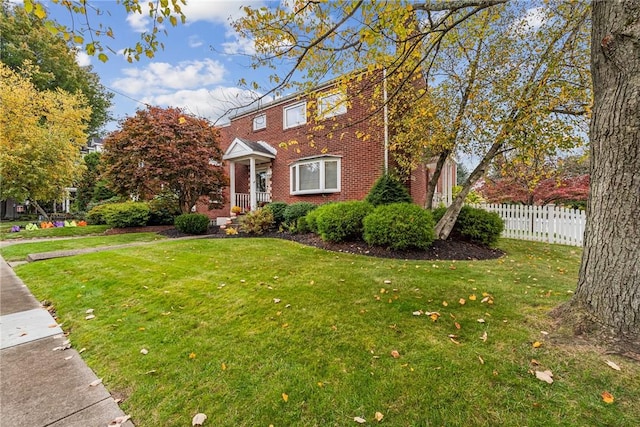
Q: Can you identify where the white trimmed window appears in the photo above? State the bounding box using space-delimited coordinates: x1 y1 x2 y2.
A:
283 102 307 129
290 157 340 195
253 113 266 131
318 91 347 119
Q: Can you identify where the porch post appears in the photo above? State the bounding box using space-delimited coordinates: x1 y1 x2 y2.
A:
249 157 257 211
229 161 236 214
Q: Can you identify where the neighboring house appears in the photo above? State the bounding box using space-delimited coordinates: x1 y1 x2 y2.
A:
199 73 456 222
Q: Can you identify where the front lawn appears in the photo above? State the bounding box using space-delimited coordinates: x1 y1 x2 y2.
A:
0 232 166 261
0 224 110 240
14 239 639 426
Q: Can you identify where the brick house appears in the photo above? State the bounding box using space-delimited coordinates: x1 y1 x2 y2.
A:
199 73 456 222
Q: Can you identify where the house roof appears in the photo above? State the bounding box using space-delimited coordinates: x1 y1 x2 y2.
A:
223 137 277 161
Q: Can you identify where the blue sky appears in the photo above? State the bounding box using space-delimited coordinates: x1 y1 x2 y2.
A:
38 0 273 132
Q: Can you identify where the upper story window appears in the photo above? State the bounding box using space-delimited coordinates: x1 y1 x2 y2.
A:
253 113 266 131
283 101 307 129
318 91 347 119
290 156 340 195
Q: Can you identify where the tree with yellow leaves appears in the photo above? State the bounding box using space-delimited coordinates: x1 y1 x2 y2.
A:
0 63 90 217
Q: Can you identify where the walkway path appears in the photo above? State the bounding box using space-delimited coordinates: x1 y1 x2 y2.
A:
0 254 134 426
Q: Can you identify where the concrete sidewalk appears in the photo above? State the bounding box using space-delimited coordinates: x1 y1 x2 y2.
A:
0 255 134 427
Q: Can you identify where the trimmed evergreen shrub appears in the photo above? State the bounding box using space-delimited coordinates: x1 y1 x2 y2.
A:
363 203 435 250
303 203 335 234
239 208 274 235
295 216 311 234
316 201 373 242
264 202 288 227
455 206 504 246
174 213 210 235
431 206 504 246
86 204 112 225
365 174 412 207
102 202 150 228
283 202 317 227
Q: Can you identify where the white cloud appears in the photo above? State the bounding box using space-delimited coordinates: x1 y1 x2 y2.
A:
182 0 258 25
188 35 204 48
112 59 227 96
142 86 260 124
126 12 151 33
222 34 256 55
75 50 92 67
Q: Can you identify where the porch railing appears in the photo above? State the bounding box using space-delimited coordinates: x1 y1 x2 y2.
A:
234 192 271 211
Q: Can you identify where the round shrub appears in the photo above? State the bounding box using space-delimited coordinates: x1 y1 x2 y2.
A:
264 202 288 227
174 213 210 235
431 206 503 246
103 202 150 228
283 202 317 227
455 206 504 246
365 174 412 207
304 203 335 234
363 203 435 250
316 201 373 242
239 208 274 235
86 203 112 225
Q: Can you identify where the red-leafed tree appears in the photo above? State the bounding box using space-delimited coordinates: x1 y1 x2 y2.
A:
479 173 590 206
102 106 227 213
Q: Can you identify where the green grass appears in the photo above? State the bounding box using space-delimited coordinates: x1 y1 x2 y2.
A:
13 239 639 427
0 224 110 240
0 233 166 261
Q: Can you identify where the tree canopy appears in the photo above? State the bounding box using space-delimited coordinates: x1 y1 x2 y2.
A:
0 63 90 207
102 106 227 213
0 0 113 137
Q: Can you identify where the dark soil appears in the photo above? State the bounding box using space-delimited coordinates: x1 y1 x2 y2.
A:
151 226 504 261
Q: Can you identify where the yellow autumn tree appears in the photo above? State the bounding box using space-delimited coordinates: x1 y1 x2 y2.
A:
0 63 90 215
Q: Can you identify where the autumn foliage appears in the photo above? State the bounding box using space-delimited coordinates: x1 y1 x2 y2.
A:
102 106 227 213
478 174 589 206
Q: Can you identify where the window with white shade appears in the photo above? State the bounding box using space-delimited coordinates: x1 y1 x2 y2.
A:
283 102 307 129
290 157 340 195
318 91 347 119
253 113 266 131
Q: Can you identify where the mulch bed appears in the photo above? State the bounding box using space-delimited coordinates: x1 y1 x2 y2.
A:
146 227 504 261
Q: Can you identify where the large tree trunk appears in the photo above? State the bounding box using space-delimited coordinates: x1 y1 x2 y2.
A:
569 0 640 340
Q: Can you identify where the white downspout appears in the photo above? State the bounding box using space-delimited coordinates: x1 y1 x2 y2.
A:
383 68 389 174
229 161 236 214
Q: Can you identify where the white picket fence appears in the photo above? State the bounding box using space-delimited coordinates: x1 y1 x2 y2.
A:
469 203 586 247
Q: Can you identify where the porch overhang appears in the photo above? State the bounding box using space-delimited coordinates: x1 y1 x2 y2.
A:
223 138 276 212
223 137 276 164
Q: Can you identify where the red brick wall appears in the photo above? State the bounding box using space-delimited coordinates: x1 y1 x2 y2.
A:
197 73 443 219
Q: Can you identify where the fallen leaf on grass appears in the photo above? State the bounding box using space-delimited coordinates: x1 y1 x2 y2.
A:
442 301 448 307
189 352 196 359
532 341 543 348
458 298 466 305
535 370 553 384
601 391 614 404
480 331 488 342
192 413 207 426
391 350 401 358
282 393 289 402
605 360 621 371
450 337 461 345
455 322 461 330
89 378 103 387
469 294 477 301
412 310 423 316
108 415 131 426
140 348 148 355
273 298 281 304
374 411 384 422
85 314 95 320
477 318 485 323
221 363 227 371
85 308 94 314
354 416 366 424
